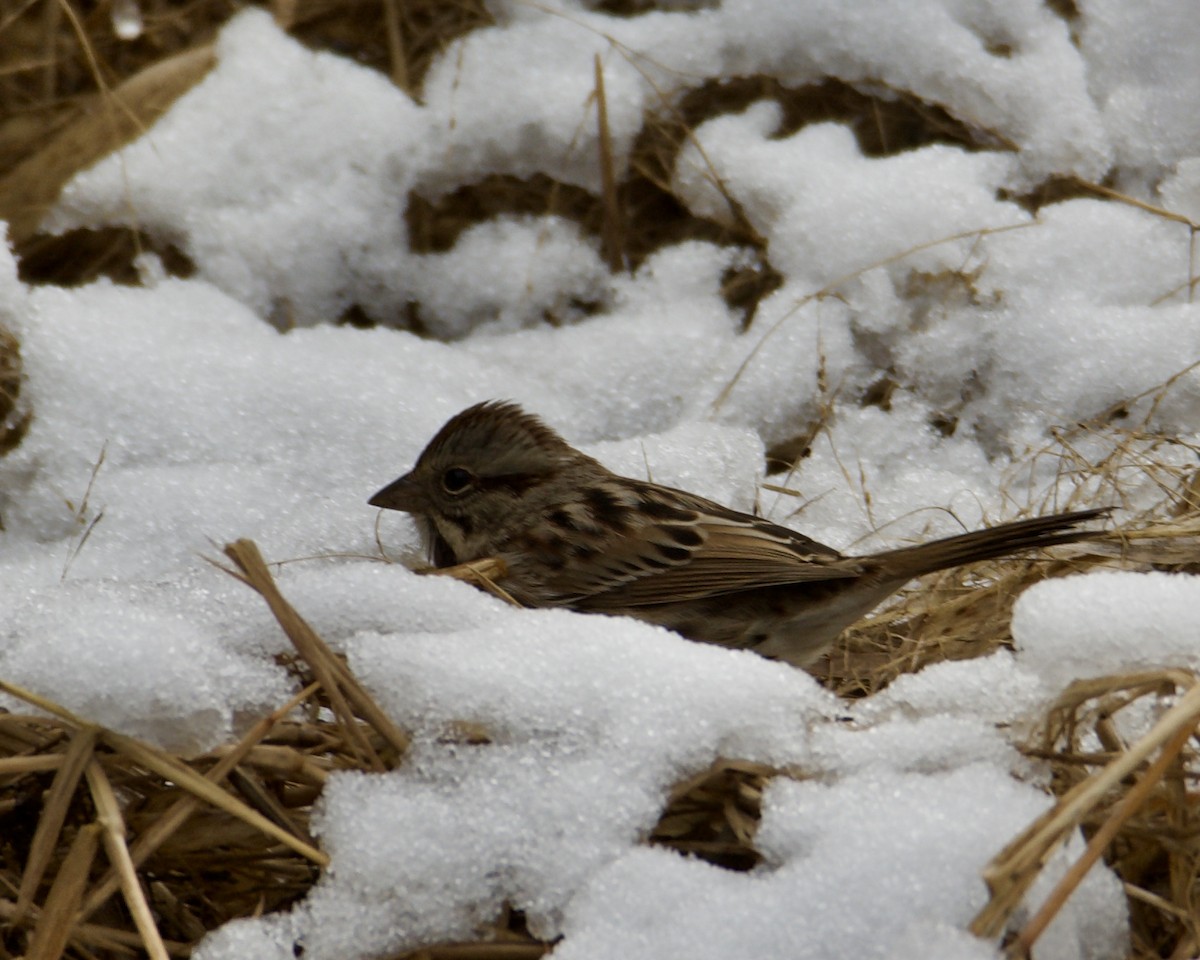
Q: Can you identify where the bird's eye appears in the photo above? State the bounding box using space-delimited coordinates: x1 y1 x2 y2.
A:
441 467 474 494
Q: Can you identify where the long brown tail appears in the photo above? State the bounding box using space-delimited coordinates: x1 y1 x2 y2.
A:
875 507 1109 579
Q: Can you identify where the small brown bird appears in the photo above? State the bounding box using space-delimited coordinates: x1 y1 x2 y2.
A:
370 401 1105 667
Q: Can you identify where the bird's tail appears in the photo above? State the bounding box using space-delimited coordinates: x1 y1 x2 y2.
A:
874 507 1108 580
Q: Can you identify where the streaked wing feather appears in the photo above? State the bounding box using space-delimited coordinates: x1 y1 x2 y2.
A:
557 484 862 607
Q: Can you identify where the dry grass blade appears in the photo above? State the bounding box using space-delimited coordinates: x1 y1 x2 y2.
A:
79 681 321 921
380 0 410 90
0 676 328 867
16 725 96 919
228 766 315 846
0 44 216 244
594 53 624 272
971 677 1200 942
0 898 156 955
0 681 336 952
98 730 328 867
86 759 170 960
207 743 329 788
24 821 100 960
649 758 784 871
0 675 329 863
221 538 411 767
423 556 521 606
61 442 107 581
1070 178 1199 230
1005 720 1193 959
710 221 1035 411
0 678 92 726
218 546 377 769
0 755 63 775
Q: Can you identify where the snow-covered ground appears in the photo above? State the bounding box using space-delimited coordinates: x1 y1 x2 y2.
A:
2 1 1199 957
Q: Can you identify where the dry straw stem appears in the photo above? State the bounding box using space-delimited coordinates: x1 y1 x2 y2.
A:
381 0 410 89
710 220 1036 412
207 742 330 788
0 897 154 956
78 681 323 922
823 546 1109 696
0 44 216 244
103 729 325 864
272 0 414 89
0 754 63 775
593 53 624 272
86 758 171 960
971 674 1200 949
0 677 328 957
650 758 786 870
422 555 522 606
1006 721 1193 959
15 725 96 920
23 821 100 960
220 538 411 767
827 387 1200 696
0 680 329 866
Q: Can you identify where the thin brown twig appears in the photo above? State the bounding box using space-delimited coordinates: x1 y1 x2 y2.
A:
221 539 411 763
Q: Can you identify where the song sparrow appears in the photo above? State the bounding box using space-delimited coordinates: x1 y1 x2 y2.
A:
369 401 1105 667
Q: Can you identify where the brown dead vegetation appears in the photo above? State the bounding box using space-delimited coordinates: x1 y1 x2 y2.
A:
0 2 1197 958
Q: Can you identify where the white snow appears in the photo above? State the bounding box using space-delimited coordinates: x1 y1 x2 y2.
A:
1013 571 1200 690
4 0 1198 957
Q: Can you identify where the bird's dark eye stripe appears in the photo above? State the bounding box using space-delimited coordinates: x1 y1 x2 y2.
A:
661 525 703 547
478 473 543 496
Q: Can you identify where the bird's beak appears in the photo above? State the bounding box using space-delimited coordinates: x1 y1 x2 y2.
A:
369 472 422 512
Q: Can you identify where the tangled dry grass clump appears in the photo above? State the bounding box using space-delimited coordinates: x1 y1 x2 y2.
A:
1 1 1200 958
2 513 1200 958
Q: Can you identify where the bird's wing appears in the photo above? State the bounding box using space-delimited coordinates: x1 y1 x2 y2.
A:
545 482 864 607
